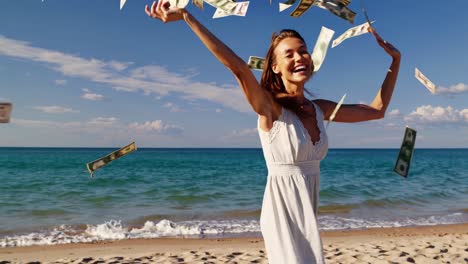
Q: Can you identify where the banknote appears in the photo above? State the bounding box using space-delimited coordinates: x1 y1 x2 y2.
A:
247 56 265 71
332 20 373 48
415 68 436 94
193 0 204 9
0 102 12 123
279 0 296 12
169 0 190 8
394 127 417 177
86 142 137 177
326 93 346 128
311 26 335 72
120 0 127 10
204 0 238 12
314 0 356 24
290 0 316 17
213 1 249 18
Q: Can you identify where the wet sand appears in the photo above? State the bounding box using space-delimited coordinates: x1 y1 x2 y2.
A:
0 223 467 263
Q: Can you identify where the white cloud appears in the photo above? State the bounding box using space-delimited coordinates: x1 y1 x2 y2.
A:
388 109 400 118
225 128 258 138
81 88 104 101
0 35 250 113
34 105 78 113
163 102 183 112
55 79 67 85
404 105 468 125
87 117 119 126
436 83 468 95
215 108 223 113
129 120 183 134
12 118 81 128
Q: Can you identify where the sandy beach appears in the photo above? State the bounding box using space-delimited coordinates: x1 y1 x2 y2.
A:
1 223 467 263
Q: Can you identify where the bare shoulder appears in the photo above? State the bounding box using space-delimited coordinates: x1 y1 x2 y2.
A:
313 99 336 117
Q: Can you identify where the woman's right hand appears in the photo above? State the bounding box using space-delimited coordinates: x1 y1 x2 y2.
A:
145 0 186 23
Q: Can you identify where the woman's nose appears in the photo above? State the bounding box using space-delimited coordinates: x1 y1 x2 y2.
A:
294 52 305 62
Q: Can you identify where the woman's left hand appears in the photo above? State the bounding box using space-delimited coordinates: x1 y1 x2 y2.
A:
369 27 401 60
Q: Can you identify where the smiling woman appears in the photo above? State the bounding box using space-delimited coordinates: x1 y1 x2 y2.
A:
145 0 400 263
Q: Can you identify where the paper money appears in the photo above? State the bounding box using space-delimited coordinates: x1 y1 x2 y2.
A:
86 142 137 177
204 0 238 12
169 0 190 8
314 0 356 24
394 127 417 177
332 20 373 48
247 56 265 71
290 0 316 17
415 68 436 94
279 0 296 12
311 26 335 72
120 0 127 10
213 1 249 18
0 102 12 123
193 0 204 9
326 93 346 128
360 0 372 28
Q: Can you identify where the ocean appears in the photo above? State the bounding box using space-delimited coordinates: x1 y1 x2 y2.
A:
0 147 467 247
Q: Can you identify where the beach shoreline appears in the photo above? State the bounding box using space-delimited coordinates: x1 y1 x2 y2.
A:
1 223 467 263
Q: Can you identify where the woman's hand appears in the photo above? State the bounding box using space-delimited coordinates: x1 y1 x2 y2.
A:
369 27 401 60
145 0 186 23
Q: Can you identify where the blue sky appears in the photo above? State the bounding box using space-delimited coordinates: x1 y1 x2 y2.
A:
1 0 467 148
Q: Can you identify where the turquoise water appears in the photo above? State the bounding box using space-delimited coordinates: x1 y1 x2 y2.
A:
0 148 467 246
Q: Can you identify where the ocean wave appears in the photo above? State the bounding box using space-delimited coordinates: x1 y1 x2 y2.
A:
1 212 467 247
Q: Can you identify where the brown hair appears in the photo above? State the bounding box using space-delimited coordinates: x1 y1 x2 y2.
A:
260 29 314 115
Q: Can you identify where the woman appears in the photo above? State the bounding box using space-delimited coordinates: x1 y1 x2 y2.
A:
145 2 400 263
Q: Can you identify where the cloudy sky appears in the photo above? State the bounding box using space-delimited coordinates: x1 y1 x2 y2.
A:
1 0 467 148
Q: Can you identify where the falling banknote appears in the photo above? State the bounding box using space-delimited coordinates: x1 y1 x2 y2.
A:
311 26 335 72
120 0 127 10
290 0 316 17
213 1 250 18
193 0 204 9
86 142 137 177
332 20 374 48
0 102 12 123
394 127 417 177
169 0 190 8
314 0 356 24
204 0 238 13
278 0 297 12
415 68 436 94
326 93 346 128
247 56 265 71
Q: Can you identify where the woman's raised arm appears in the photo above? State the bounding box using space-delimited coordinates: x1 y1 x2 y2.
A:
315 27 401 122
145 1 274 117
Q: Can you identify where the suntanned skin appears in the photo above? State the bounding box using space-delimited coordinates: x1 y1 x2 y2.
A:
145 1 401 142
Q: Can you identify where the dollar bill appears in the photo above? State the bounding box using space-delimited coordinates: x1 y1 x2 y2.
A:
86 142 137 177
279 0 296 12
290 0 316 17
120 0 127 10
415 68 436 94
314 0 356 24
0 102 12 123
326 93 346 128
311 26 335 72
331 20 373 48
247 56 265 71
204 0 238 12
169 0 190 8
193 0 204 9
394 127 417 177
213 1 249 18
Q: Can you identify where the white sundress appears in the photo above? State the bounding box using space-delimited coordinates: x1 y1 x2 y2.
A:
258 103 329 264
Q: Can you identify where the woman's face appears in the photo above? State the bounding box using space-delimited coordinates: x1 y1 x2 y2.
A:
272 37 313 91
